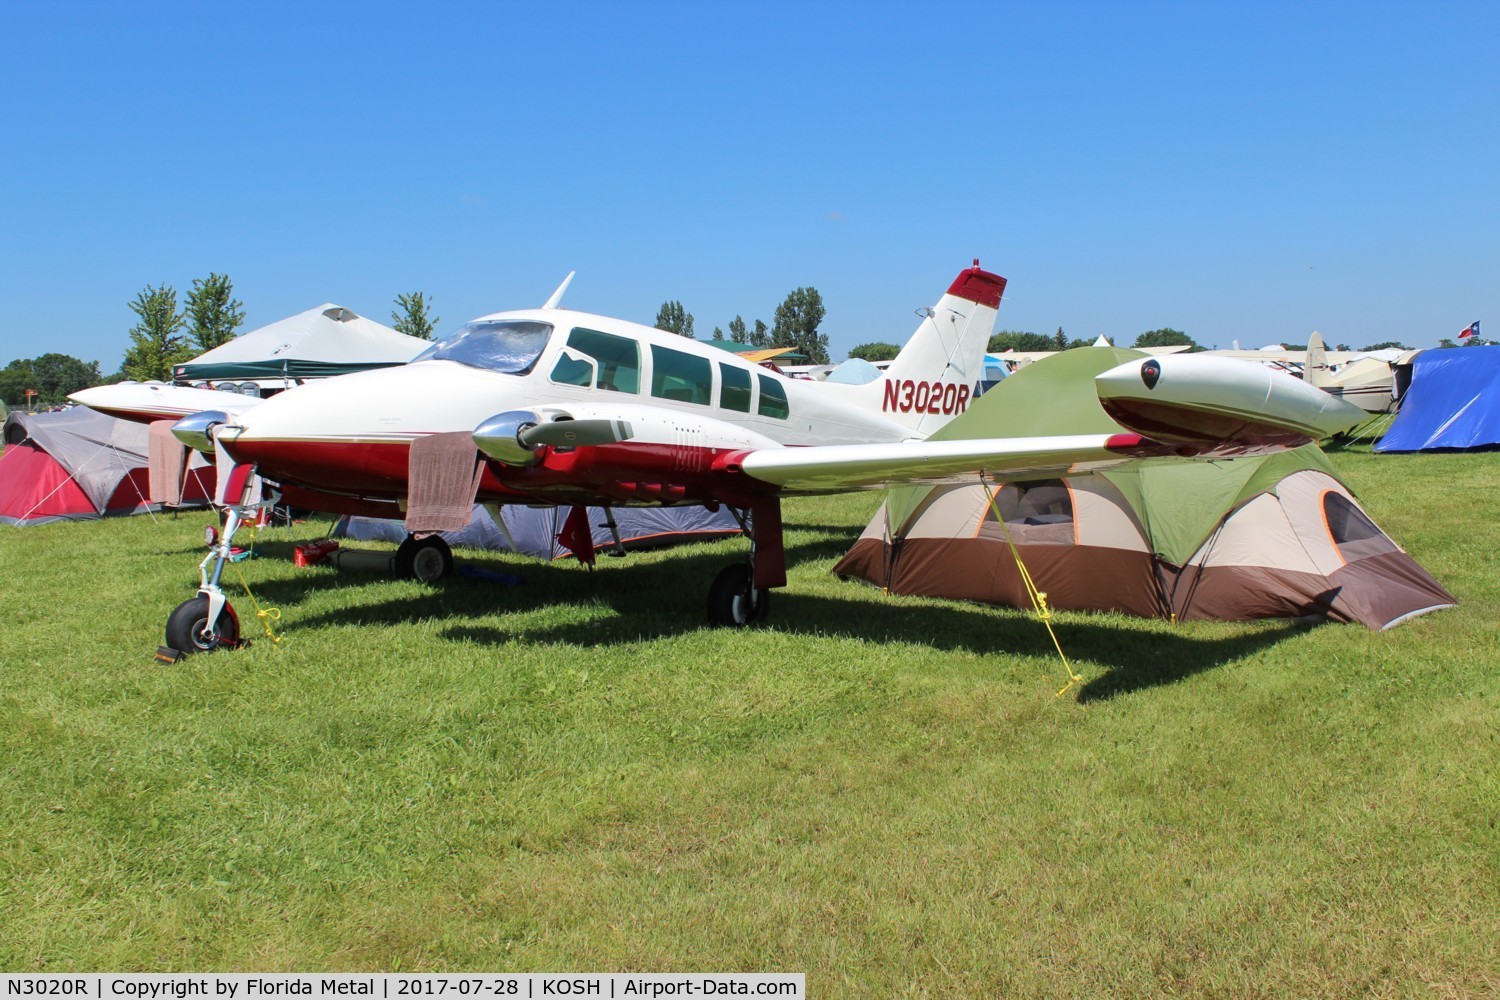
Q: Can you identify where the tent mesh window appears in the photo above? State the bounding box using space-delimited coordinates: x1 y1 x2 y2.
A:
1322 491 1398 563
980 479 1075 545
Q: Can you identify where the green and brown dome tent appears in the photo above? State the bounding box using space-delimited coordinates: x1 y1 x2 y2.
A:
834 347 1455 630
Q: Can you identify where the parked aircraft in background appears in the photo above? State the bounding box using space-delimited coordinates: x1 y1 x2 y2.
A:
984 334 1404 414
73 262 1365 654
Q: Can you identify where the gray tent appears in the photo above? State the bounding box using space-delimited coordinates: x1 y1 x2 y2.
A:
335 503 741 559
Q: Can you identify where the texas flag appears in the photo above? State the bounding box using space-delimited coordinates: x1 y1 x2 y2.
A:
1460 320 1480 339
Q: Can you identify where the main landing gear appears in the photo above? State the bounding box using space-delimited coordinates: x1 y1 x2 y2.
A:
708 563 770 627
706 500 786 628
395 534 454 582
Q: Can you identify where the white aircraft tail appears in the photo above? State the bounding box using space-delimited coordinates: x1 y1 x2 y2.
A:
1305 331 1331 387
838 261 1006 436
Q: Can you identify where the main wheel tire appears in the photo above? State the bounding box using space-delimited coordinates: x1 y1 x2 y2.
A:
707 563 770 627
395 535 454 582
165 596 239 654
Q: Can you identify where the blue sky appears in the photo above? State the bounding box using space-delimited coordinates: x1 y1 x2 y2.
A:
1 1 1495 371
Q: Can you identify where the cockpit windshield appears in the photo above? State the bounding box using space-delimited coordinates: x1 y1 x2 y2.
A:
412 320 554 374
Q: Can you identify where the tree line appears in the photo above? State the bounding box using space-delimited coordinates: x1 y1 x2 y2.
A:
4 270 1485 408
655 287 831 365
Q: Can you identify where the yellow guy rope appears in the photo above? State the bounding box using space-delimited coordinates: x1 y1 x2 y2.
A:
980 478 1084 698
228 517 283 645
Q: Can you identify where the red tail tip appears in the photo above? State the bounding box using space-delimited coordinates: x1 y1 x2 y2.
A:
947 262 1007 308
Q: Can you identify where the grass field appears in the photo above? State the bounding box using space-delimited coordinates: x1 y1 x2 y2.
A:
1 447 1496 994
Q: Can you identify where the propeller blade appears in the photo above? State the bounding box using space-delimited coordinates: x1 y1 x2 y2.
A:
519 418 634 449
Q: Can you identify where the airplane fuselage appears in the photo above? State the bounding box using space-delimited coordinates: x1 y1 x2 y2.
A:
217 307 921 508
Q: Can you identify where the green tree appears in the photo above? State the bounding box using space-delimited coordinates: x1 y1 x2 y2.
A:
727 316 749 344
392 291 439 340
772 287 828 364
1437 338 1458 349
750 319 771 348
711 326 724 340
184 272 245 352
1359 341 1411 351
848 341 901 362
988 330 1057 353
122 283 189 381
1133 328 1202 351
655 300 694 338
0 355 101 406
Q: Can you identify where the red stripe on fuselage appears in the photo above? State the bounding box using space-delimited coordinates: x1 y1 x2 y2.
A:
223 436 776 508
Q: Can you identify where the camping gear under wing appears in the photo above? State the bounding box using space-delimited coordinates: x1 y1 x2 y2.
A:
833 345 1455 630
834 464 1456 630
335 503 742 559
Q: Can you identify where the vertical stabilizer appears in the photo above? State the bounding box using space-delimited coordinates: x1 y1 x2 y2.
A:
833 261 1005 436
1305 331 1331 387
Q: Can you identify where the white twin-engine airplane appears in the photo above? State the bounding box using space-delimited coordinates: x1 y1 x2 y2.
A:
73 261 1364 653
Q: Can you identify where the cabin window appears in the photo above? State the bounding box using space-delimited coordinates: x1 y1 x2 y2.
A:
719 363 752 413
1322 491 1396 563
980 479 1074 544
757 372 789 419
549 349 596 387
651 345 712 405
567 327 639 393
412 320 553 375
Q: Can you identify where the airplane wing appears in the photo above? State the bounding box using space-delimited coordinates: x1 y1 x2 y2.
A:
70 382 265 424
730 353 1366 494
732 433 1151 493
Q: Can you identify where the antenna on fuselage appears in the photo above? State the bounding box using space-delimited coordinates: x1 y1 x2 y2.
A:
542 271 576 309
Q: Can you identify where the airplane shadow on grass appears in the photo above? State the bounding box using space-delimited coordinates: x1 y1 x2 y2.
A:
241 532 1312 703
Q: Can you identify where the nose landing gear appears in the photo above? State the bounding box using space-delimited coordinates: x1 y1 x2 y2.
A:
165 500 262 656
165 594 241 653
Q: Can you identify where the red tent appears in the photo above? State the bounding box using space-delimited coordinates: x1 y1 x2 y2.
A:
1 410 213 526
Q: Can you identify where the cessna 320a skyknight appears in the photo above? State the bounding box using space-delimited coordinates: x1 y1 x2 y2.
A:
73 261 1364 653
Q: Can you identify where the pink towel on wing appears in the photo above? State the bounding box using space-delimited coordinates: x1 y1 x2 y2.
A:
148 420 186 505
405 432 485 533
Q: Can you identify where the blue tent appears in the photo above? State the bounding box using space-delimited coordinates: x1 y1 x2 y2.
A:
1376 346 1500 452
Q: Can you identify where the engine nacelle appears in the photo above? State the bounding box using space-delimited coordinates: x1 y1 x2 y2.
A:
172 410 231 453
473 409 542 466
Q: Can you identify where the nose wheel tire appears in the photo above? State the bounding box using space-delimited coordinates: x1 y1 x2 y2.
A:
165 596 240 654
707 563 770 627
396 535 454 582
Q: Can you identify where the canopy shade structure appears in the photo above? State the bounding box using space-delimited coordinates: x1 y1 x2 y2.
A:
173 305 428 384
